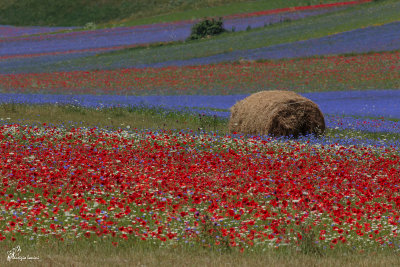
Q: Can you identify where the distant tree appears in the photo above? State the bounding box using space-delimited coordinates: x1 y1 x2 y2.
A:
188 17 227 40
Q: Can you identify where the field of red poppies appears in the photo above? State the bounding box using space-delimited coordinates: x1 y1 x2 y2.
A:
1 124 400 255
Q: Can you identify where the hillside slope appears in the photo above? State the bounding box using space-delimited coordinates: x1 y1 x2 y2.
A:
0 0 345 26
2 0 393 74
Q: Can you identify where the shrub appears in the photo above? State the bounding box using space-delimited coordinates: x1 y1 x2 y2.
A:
188 17 227 40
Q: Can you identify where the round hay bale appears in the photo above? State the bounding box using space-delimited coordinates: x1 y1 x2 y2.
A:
228 90 325 138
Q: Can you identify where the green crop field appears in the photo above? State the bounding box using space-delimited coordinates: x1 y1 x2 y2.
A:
0 0 345 27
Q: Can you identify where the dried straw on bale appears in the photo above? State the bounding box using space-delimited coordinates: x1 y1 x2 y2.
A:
229 90 325 138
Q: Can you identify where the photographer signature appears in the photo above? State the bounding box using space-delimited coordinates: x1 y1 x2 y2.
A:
7 246 39 262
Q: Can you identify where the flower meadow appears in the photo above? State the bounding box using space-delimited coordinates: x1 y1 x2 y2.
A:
1 51 399 93
1 0 400 261
1 124 400 253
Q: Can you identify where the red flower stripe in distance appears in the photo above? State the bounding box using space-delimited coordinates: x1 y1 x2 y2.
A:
225 0 372 19
0 51 398 95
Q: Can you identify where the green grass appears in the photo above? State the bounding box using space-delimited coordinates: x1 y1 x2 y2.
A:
0 103 228 134
2 237 400 267
0 0 346 27
39 0 400 73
